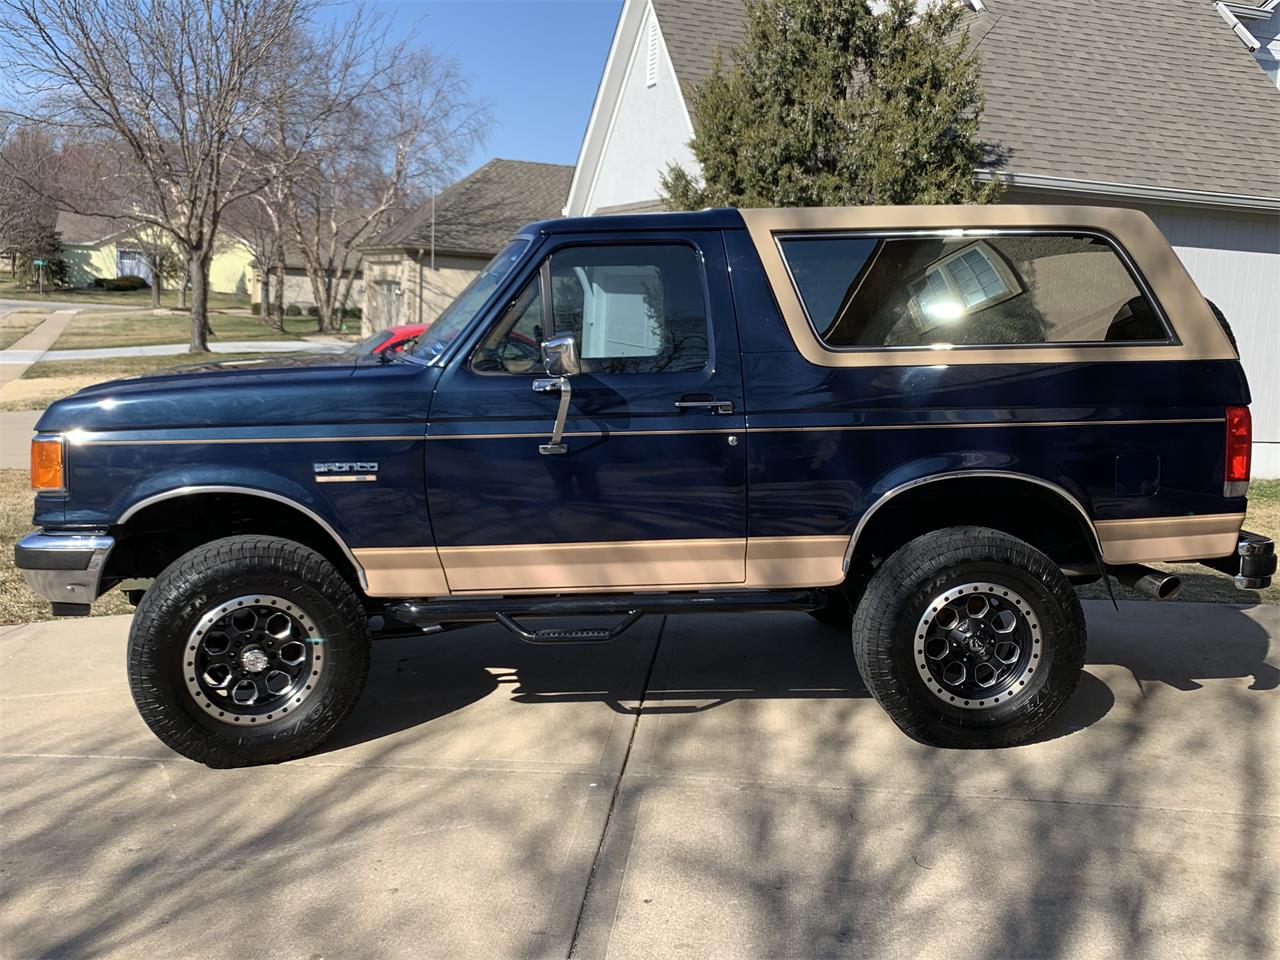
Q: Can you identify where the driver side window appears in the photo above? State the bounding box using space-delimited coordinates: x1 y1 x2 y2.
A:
470 242 710 376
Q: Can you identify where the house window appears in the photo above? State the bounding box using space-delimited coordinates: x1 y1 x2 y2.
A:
777 232 1170 348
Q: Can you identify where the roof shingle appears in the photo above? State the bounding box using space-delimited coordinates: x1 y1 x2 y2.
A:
367 159 574 255
651 0 1280 201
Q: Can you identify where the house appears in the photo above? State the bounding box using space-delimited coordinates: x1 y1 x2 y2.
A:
55 211 255 295
248 240 365 319
359 158 574 333
567 0 1280 474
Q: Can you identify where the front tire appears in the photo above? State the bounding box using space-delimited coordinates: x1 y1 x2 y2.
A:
128 535 371 768
852 527 1085 748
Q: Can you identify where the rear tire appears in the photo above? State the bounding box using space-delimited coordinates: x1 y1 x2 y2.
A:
852 527 1085 748
128 535 370 768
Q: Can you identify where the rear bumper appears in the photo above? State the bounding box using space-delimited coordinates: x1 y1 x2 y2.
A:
1200 530 1275 590
13 531 115 616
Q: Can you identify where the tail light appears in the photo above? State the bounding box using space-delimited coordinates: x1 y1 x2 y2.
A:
1224 405 1251 497
31 435 66 492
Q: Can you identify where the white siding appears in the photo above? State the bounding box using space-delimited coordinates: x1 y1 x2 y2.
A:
1146 208 1280 476
582 3 695 215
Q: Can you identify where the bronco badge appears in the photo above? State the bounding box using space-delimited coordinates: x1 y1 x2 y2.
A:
313 461 378 482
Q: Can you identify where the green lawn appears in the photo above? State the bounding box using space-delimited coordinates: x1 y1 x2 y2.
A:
0 311 45 349
0 352 277 411
48 310 311 350
0 275 249 310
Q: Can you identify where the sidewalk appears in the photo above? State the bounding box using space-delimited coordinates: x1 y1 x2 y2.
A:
0 311 77 387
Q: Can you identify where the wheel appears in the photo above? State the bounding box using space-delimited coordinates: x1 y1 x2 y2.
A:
128 535 371 768
852 526 1085 748
807 589 854 630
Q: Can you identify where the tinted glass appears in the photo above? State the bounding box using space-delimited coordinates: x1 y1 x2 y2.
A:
473 243 710 375
779 233 1168 348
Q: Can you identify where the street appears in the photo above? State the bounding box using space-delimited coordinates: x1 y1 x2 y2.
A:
1 601 1276 959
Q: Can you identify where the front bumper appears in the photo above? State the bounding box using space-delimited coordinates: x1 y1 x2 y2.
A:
14 531 115 616
1200 530 1275 590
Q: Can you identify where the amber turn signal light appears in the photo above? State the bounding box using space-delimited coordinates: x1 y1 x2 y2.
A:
30 436 65 492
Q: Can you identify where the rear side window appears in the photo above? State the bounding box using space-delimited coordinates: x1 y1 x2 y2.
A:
777 233 1170 349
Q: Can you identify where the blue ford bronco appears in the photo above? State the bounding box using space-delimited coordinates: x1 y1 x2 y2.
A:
17 205 1275 766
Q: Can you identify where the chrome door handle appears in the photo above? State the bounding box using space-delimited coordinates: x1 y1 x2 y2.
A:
674 399 735 414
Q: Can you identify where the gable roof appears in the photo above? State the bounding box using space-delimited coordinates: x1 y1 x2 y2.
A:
366 159 574 256
647 0 1280 205
54 211 126 245
963 0 1279 203
650 0 747 93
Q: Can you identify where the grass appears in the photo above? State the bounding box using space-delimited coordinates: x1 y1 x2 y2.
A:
0 275 249 310
1076 478 1280 605
0 312 45 349
0 352 274 411
1 469 133 624
49 310 310 350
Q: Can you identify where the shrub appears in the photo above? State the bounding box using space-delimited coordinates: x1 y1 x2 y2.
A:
90 277 107 288
342 306 362 320
249 302 261 315
103 274 150 291
305 306 319 318
284 304 302 317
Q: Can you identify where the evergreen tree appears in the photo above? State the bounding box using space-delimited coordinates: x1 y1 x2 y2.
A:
661 0 1000 210
13 220 68 288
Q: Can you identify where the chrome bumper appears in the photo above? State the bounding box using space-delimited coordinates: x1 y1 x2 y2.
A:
14 532 115 616
1200 530 1275 590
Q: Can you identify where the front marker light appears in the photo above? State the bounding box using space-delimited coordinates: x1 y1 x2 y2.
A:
31 436 65 493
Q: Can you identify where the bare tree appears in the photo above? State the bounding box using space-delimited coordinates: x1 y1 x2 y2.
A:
0 122 59 273
281 41 487 332
0 0 315 351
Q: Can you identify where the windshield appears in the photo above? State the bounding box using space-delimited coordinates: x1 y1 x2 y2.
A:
411 238 531 359
351 329 395 355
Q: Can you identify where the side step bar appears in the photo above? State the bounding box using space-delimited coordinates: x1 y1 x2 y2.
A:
385 590 827 645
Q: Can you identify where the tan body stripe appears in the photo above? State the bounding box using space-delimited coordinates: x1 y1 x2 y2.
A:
355 535 850 598
1094 513 1244 564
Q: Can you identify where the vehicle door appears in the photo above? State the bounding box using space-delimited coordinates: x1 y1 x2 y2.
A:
425 231 747 593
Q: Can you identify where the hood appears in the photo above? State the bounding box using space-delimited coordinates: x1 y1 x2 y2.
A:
34 349 419 433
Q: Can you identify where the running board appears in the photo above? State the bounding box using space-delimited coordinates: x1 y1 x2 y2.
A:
495 610 642 644
385 589 826 644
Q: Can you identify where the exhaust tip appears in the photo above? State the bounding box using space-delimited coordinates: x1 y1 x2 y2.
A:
1112 565 1182 601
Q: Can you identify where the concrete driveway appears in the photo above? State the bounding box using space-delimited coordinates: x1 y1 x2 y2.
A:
1 601 1276 959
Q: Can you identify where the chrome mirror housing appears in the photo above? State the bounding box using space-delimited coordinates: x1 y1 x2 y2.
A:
540 334 580 378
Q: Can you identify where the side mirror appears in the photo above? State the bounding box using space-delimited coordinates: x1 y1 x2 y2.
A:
540 334 580 378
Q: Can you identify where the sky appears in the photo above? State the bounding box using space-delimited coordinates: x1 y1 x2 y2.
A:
360 0 624 176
